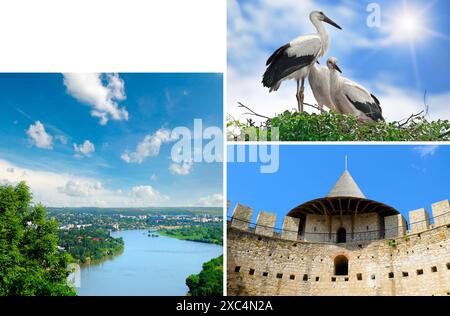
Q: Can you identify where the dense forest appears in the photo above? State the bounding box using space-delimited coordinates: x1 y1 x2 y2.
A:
58 228 124 264
0 182 76 296
186 255 223 296
159 222 223 245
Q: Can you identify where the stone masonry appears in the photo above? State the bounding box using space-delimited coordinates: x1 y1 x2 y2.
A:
227 200 450 296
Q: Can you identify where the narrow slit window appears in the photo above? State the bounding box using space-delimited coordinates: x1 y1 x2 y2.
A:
234 266 241 273
249 269 255 275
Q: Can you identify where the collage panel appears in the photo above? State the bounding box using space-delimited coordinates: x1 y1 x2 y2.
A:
227 0 450 141
226 144 450 296
0 73 224 296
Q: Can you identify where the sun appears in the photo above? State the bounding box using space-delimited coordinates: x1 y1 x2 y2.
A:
398 13 421 38
391 10 427 44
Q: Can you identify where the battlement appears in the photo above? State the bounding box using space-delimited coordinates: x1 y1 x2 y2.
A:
228 199 450 243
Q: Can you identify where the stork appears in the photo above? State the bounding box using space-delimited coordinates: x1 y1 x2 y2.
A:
308 61 337 112
327 57 384 122
262 10 342 112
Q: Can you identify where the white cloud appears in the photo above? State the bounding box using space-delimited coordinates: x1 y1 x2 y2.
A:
63 73 128 125
151 174 157 181
197 193 223 207
374 84 450 122
169 159 193 176
121 128 174 163
26 121 53 149
130 185 169 203
73 140 95 157
55 135 68 145
0 159 171 207
58 180 102 197
6 167 14 173
413 145 440 158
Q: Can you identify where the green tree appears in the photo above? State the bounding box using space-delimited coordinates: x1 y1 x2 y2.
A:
0 182 76 296
186 255 223 296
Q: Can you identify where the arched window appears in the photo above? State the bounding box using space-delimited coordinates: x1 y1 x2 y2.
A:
334 255 349 275
337 227 346 243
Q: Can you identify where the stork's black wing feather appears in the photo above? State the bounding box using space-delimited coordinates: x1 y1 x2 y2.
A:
266 43 290 66
262 53 315 89
370 93 380 106
346 95 385 122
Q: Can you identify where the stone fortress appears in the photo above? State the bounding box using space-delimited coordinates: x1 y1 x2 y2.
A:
227 168 450 296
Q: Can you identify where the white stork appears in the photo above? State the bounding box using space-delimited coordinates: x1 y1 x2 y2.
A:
262 10 342 112
327 57 384 122
308 61 337 112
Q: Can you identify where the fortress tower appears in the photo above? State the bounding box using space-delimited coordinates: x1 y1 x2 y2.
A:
286 168 399 244
227 168 450 296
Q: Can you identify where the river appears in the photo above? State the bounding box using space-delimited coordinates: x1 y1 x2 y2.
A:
76 229 223 296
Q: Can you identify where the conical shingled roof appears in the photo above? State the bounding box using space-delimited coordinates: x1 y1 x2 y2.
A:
327 170 366 199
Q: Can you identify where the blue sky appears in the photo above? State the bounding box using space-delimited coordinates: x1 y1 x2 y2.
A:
228 0 450 122
227 145 450 228
0 73 223 207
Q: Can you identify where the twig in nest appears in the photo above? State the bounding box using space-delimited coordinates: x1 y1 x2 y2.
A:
396 90 429 128
237 102 271 120
397 110 425 128
303 102 327 113
237 101 325 121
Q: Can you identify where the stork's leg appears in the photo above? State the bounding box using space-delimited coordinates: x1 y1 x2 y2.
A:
296 78 305 113
295 79 304 113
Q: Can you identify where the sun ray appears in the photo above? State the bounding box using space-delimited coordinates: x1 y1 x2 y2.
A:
408 41 421 89
424 29 450 42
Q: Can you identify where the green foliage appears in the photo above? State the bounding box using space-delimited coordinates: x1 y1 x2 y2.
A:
186 255 223 296
0 182 76 296
159 222 223 245
58 228 124 264
388 239 397 249
228 111 450 141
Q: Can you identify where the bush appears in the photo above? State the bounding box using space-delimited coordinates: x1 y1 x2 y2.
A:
227 111 450 141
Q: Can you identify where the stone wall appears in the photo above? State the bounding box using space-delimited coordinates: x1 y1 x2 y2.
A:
227 200 450 296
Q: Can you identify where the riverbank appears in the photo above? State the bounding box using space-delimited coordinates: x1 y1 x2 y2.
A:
158 223 222 245
59 228 124 265
78 247 124 268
